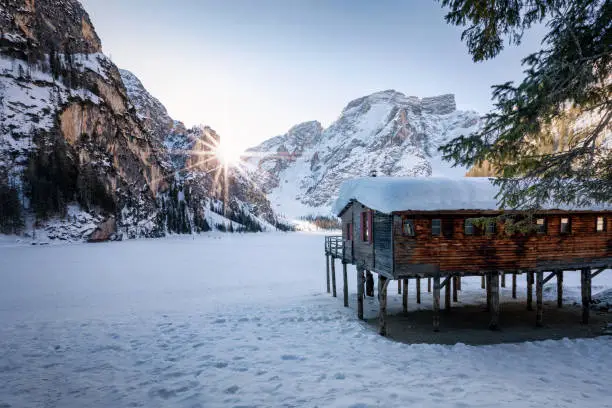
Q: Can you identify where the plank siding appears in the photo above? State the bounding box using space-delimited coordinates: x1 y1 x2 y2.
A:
340 202 375 271
393 212 612 277
373 212 393 275
340 206 354 263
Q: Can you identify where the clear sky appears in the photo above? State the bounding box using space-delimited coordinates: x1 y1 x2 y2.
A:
81 0 545 152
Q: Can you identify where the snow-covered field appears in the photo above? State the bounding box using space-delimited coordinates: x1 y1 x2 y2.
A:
0 233 611 407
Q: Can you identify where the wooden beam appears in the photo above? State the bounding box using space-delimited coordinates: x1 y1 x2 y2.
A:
427 277 431 293
402 278 408 313
501 272 506 288
398 280 401 295
481 275 485 289
342 263 349 307
331 258 337 297
536 271 543 327
445 275 451 313
378 276 389 336
527 271 534 311
357 268 364 320
557 270 563 308
581 267 591 324
416 277 421 304
591 267 605 280
326 255 330 293
457 276 462 291
433 275 440 332
489 272 500 330
512 273 517 299
452 276 458 303
543 271 557 285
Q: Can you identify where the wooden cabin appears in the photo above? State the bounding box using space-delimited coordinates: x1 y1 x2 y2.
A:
326 177 611 335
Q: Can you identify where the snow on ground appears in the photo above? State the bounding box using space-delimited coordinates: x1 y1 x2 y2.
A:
0 233 611 407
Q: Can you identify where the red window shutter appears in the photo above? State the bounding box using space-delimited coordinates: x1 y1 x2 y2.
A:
368 211 373 242
349 223 353 240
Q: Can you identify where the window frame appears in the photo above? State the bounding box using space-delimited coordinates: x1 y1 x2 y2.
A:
402 218 416 237
536 217 547 234
596 216 606 232
346 222 353 240
361 211 372 242
560 217 571 234
431 219 441 236
485 220 496 235
464 219 474 236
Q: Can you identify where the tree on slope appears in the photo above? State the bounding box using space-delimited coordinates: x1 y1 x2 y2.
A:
438 0 611 209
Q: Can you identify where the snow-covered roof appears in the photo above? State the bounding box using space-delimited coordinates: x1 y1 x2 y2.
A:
333 177 611 215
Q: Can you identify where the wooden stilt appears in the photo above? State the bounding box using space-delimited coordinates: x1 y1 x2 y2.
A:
326 255 330 293
557 270 563 308
357 268 364 320
427 277 431 293
416 277 421 304
527 271 534 311
342 262 348 307
398 280 401 295
489 271 500 330
452 276 458 302
445 276 451 313
512 273 517 299
486 273 491 311
457 276 462 291
402 278 408 313
536 271 543 327
331 258 337 297
501 272 506 288
378 276 389 336
433 275 440 332
481 275 485 289
581 267 591 324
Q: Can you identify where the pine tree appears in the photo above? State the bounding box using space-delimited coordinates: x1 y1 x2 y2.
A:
438 0 611 209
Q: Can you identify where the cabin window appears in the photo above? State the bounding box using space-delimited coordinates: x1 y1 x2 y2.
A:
431 219 441 236
346 223 353 240
361 211 372 242
403 219 416 236
560 217 571 234
596 216 606 232
464 219 474 235
536 218 547 234
485 220 496 235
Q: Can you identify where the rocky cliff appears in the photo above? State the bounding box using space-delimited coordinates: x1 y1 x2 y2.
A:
247 90 481 218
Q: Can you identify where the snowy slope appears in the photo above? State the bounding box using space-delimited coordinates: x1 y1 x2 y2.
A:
247 91 481 219
0 233 610 407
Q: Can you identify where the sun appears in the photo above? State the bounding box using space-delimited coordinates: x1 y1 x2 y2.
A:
214 140 244 166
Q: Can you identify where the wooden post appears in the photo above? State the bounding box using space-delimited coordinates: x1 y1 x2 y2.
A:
457 276 462 291
416 277 421 304
536 271 543 327
378 276 389 336
489 271 500 330
427 277 431 293
501 272 506 288
557 270 563 308
486 273 491 311
402 278 408 313
331 258 337 297
398 280 401 295
452 276 458 302
481 275 485 289
527 271 533 311
512 273 517 299
433 275 440 332
326 255 330 293
342 262 348 307
581 267 590 324
357 268 364 320
445 276 451 313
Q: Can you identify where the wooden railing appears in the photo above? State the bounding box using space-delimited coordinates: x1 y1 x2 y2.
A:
325 235 343 258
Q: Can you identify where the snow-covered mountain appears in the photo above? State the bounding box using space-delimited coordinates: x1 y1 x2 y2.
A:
247 90 481 218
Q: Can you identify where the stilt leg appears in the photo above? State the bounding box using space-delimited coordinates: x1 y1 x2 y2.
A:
481 275 485 289
512 273 517 299
398 280 401 295
501 272 506 288
527 271 533 311
581 267 591 324
342 262 348 307
416 277 421 304
457 276 462 291
357 268 364 320
427 277 431 293
402 278 408 313
489 271 500 330
486 273 491 311
452 276 458 303
433 275 440 332
378 276 389 336
331 258 337 297
536 271 543 327
557 270 563 308
326 255 330 293
445 276 451 313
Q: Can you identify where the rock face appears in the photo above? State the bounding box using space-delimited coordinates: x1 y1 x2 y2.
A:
88 216 117 242
247 90 481 218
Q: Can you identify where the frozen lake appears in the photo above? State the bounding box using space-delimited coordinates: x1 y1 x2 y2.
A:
1 233 611 407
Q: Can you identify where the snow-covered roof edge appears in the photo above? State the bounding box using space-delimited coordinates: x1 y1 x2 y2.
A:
333 177 612 216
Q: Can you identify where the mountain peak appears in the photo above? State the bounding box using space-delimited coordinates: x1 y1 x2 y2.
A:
344 90 456 116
